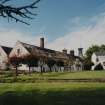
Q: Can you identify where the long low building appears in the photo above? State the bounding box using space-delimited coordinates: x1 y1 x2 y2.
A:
0 38 84 72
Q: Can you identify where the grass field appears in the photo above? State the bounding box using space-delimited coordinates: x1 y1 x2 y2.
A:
1 70 105 82
19 70 105 79
0 83 105 105
0 71 105 105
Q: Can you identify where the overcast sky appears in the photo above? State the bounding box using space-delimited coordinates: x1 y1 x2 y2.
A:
0 0 105 54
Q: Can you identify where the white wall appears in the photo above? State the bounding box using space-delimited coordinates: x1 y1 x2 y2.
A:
0 46 8 69
9 41 31 71
91 53 97 64
9 41 30 57
91 53 105 70
98 56 105 63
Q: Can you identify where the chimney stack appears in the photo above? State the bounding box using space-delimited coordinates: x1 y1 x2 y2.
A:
62 48 67 54
70 50 74 56
78 48 83 57
40 37 44 48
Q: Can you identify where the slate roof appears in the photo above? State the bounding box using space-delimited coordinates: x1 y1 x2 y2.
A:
21 42 56 54
67 54 83 61
20 41 68 60
1 46 12 55
94 51 105 56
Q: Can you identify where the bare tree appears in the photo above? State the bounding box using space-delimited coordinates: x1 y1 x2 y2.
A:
0 0 40 25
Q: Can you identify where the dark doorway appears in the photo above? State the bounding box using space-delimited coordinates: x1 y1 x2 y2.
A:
94 63 104 70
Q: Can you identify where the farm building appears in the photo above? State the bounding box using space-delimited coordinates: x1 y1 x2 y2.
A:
91 51 105 70
9 38 84 72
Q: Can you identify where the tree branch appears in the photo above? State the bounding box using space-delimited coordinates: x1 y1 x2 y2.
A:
0 0 40 25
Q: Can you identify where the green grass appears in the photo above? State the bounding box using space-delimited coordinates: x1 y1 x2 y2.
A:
0 71 105 104
1 70 105 83
0 83 105 105
19 70 105 79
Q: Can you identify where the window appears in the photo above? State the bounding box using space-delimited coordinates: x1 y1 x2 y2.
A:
96 58 99 62
17 49 20 55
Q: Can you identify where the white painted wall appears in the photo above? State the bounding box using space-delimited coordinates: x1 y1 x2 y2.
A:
91 53 97 64
91 53 105 70
0 46 8 69
98 56 105 63
9 41 30 57
9 41 31 71
92 53 105 64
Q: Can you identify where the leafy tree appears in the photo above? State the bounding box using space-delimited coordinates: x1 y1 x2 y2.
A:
0 0 40 25
56 60 64 71
47 58 56 72
100 44 105 51
9 56 22 76
38 58 45 73
85 45 100 60
75 59 81 69
5 62 10 70
22 55 39 74
85 45 99 70
83 57 94 70
85 44 105 60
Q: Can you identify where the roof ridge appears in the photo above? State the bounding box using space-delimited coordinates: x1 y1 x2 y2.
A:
1 45 12 49
19 41 59 52
1 46 12 55
19 41 40 48
94 51 105 56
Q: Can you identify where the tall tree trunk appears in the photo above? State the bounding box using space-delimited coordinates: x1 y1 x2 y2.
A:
40 66 43 75
49 66 52 72
60 67 61 72
15 66 18 76
29 66 31 75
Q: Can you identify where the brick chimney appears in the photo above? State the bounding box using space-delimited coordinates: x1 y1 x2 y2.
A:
78 48 83 57
70 50 74 56
40 37 44 48
62 48 67 54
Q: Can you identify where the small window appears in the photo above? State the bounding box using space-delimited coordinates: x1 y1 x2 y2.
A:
96 58 99 62
17 49 20 55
